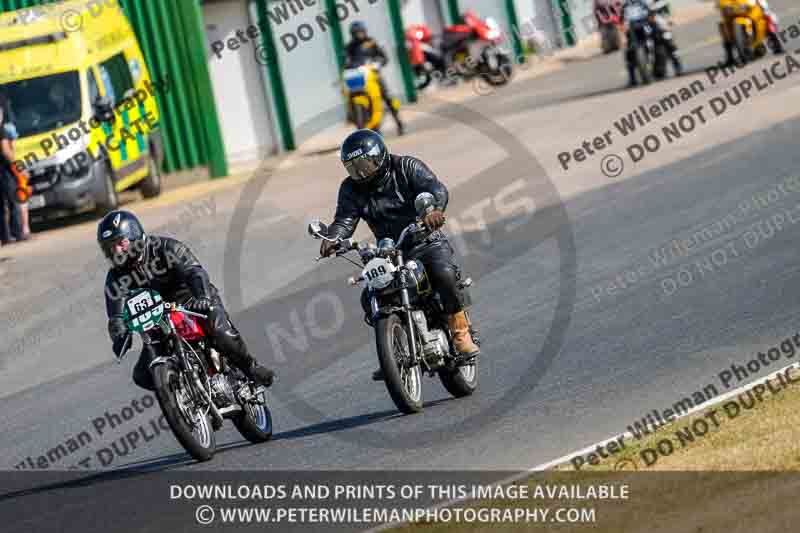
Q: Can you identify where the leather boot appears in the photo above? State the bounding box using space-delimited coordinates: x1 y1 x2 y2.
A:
216 330 275 387
447 311 480 357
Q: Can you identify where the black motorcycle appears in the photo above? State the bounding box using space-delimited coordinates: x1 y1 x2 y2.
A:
625 3 668 84
308 193 480 414
116 290 273 461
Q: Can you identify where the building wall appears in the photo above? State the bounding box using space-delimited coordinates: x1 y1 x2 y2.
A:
204 0 278 164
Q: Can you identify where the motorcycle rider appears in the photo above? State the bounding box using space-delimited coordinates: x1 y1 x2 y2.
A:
622 0 683 86
344 21 405 136
320 129 479 381
99 210 276 391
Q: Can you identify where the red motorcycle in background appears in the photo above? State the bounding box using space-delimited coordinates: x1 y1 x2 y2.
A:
406 10 513 91
595 0 624 53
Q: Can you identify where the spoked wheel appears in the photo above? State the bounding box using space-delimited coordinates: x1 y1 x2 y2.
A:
233 385 273 444
376 314 423 414
153 364 216 462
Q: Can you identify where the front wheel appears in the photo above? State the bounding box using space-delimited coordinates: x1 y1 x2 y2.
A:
232 385 273 444
375 314 423 414
152 364 216 462
352 103 368 129
140 147 162 199
481 53 513 86
733 24 752 64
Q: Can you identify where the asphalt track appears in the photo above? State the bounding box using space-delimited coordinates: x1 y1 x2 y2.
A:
2 1 800 529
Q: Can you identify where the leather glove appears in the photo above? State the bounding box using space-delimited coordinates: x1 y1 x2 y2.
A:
423 209 446 230
185 296 213 313
112 332 132 359
320 240 339 258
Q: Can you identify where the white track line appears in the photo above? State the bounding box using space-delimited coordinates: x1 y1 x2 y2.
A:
366 360 800 532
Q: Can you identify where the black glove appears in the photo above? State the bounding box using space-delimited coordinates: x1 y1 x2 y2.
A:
185 296 213 313
423 209 446 230
112 332 132 359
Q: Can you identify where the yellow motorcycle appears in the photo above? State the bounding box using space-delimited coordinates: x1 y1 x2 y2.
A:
717 0 782 64
342 62 384 131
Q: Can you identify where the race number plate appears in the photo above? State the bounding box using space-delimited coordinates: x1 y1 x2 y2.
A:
123 289 165 333
362 257 396 290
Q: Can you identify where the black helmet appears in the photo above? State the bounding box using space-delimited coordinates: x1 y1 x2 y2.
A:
350 21 367 40
97 210 147 269
340 129 391 187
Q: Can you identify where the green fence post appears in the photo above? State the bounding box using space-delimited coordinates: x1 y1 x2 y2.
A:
446 0 461 25
387 0 416 103
556 0 576 47
254 0 295 151
505 0 525 63
324 0 346 73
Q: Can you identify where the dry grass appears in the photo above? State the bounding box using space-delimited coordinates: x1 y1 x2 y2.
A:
394 367 800 532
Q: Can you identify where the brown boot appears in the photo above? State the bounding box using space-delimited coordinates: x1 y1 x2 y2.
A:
447 311 480 356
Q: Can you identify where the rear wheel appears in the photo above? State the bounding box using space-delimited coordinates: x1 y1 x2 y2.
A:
232 385 273 443
438 360 478 398
414 65 432 90
376 314 423 414
352 103 368 129
153 364 216 462
94 159 118 215
140 145 162 199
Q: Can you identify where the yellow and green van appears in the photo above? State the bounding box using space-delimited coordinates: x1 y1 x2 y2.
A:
0 0 165 216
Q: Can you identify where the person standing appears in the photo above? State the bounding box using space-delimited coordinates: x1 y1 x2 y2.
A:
0 94 24 246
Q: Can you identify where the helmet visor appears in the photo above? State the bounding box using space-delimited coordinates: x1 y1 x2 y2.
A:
343 145 385 182
100 236 127 261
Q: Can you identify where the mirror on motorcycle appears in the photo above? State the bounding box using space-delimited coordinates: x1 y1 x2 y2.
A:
308 219 328 239
414 192 436 217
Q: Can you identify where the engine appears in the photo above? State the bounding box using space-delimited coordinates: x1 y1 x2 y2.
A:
411 310 448 367
209 373 236 406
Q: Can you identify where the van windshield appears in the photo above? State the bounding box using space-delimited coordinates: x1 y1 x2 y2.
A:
0 71 82 138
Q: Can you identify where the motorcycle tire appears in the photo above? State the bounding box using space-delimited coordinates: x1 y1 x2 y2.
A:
352 103 368 129
376 314 423 414
438 360 478 398
232 386 273 444
415 66 432 91
734 24 752 65
153 364 216 462
635 46 651 85
481 53 513 87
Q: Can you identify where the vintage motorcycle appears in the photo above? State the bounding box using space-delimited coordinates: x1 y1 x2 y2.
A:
342 60 384 131
116 289 273 461
307 193 480 414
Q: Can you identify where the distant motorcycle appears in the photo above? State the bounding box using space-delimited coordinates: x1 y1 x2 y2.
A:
342 60 384 131
308 193 481 414
116 289 273 461
406 10 513 90
595 0 623 53
625 2 668 84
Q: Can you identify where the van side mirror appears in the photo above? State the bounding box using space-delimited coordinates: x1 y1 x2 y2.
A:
93 95 115 123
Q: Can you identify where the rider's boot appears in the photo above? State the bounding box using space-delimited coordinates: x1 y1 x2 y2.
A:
217 330 275 387
447 310 480 358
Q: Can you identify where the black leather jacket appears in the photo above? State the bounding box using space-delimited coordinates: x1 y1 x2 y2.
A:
104 235 217 342
344 37 388 68
328 155 449 246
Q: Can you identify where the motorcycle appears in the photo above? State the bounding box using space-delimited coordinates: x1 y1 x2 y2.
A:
595 0 623 53
405 24 446 91
624 2 669 84
718 0 782 65
342 60 384 131
115 289 273 461
307 193 480 414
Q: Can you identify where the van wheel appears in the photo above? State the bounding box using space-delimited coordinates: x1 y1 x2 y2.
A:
95 160 118 215
140 147 162 199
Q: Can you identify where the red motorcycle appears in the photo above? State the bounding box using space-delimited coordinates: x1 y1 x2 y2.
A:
595 0 624 53
406 10 513 90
